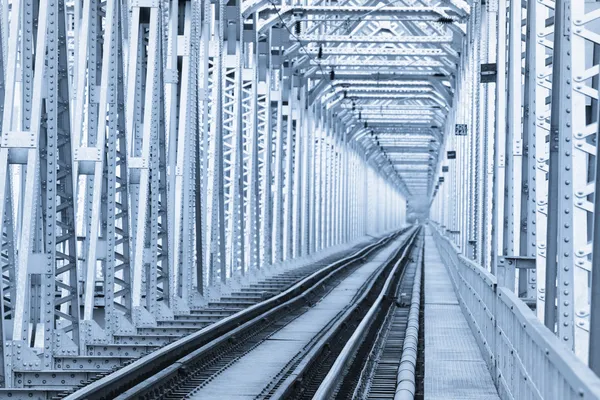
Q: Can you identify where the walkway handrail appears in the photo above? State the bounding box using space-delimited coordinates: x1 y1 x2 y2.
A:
430 223 600 400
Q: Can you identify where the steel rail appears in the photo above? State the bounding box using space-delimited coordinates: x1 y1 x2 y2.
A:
267 228 421 399
311 230 422 400
61 228 410 400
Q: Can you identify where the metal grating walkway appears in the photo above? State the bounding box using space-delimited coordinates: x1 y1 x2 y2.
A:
423 230 500 400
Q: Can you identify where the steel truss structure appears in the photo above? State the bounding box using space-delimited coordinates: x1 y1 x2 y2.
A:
429 0 600 369
0 0 468 386
3 0 600 390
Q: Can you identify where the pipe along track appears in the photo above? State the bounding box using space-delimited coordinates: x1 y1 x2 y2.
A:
61 227 417 399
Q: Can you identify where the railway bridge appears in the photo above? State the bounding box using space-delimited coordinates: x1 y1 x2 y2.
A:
0 0 600 398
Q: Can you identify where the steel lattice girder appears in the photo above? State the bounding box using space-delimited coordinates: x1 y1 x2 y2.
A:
294 34 454 44
0 0 424 386
257 5 467 32
392 159 435 165
300 47 455 57
0 0 511 388
426 0 600 371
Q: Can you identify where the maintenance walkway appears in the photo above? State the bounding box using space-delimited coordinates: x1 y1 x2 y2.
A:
423 229 500 400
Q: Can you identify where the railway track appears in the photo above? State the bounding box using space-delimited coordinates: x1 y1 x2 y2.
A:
350 235 424 400
2 237 383 400
282 231 424 400
57 227 416 399
252 231 421 400
310 233 424 400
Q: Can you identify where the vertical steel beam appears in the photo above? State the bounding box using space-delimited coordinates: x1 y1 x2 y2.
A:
292 78 303 258
590 94 600 373
534 0 554 322
283 74 295 260
521 0 538 301
197 0 213 296
570 0 600 360
545 0 574 348
492 0 507 276
171 1 195 312
246 19 262 273
498 0 523 289
259 31 274 266
206 0 226 285
300 87 311 257
272 64 286 263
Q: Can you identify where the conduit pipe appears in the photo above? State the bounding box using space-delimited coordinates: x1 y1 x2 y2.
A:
394 245 423 400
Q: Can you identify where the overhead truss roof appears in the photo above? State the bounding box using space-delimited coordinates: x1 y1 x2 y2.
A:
248 0 469 200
